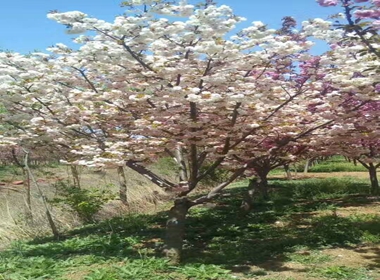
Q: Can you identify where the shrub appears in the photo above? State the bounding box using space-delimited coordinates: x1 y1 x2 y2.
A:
274 178 370 200
308 215 362 246
298 156 367 173
52 182 115 224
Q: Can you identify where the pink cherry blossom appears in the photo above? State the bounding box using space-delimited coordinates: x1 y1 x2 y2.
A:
317 0 338 6
354 9 380 18
373 0 380 7
0 0 379 263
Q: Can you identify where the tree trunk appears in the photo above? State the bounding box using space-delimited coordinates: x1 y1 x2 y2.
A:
257 169 270 200
303 158 310 174
368 163 379 195
23 149 59 239
241 168 270 212
163 197 191 264
174 145 188 184
284 164 292 180
70 165 81 188
23 167 33 221
240 178 257 212
11 148 22 167
117 166 128 205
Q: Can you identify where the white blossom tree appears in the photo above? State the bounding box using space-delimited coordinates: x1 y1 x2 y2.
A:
1 0 378 262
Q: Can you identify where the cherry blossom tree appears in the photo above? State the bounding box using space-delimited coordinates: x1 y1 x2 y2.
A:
1 0 374 262
322 100 380 194
317 0 380 59
315 0 380 193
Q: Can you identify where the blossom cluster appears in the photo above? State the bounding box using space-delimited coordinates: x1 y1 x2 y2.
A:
0 0 378 176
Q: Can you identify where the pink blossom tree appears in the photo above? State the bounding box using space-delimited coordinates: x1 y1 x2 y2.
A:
317 0 380 59
322 100 380 194
1 0 375 262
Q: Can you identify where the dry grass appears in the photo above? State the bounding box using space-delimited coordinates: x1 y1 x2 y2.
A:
0 164 172 247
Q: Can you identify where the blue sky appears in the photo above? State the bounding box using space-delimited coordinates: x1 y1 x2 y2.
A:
0 0 341 54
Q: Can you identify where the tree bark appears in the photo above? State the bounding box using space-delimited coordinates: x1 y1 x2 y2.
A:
256 169 270 200
284 164 292 180
23 149 59 239
70 165 81 188
368 163 379 195
11 147 22 167
241 168 270 212
163 197 191 264
117 166 128 205
174 145 188 184
23 167 33 221
303 158 310 174
126 160 176 189
240 178 257 212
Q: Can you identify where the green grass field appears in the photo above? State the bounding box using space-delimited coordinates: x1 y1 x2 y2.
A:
1 176 380 280
304 157 367 173
268 156 368 174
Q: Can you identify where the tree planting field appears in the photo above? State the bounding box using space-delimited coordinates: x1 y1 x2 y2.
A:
1 159 380 280
0 0 380 278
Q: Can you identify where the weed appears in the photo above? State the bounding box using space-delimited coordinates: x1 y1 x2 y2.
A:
286 250 333 265
1 176 380 280
274 177 370 200
51 181 115 224
312 265 374 279
301 156 367 173
266 276 296 280
176 264 232 280
306 214 370 246
84 258 170 280
150 157 179 177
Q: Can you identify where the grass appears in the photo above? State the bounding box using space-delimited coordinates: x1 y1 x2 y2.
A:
269 156 368 174
285 248 334 265
273 177 371 197
311 266 375 280
1 176 380 279
0 165 23 182
0 163 169 246
305 156 367 173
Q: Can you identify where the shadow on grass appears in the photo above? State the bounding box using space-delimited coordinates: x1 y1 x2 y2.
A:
19 213 167 261
3 177 380 277
354 247 380 270
182 178 380 273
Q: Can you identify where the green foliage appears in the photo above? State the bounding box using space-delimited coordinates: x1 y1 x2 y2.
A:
52 182 115 224
264 278 296 280
349 214 380 243
270 156 368 174
0 255 65 279
273 177 370 200
151 156 179 176
308 215 363 246
1 177 380 279
176 264 232 280
199 162 231 187
285 249 333 265
312 266 374 280
302 156 367 173
84 258 170 280
0 215 234 279
0 165 22 178
308 162 367 173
